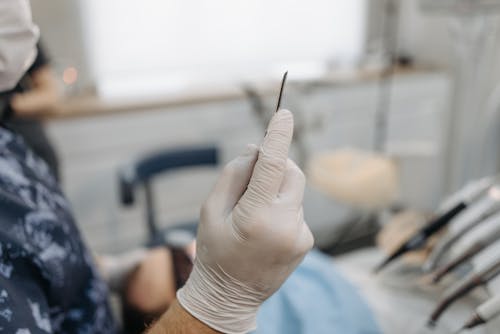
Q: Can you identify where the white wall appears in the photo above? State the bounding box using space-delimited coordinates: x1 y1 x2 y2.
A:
80 0 367 98
31 0 369 98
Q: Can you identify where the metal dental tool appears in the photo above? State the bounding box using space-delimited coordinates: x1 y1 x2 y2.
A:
275 71 288 113
438 176 496 214
458 294 500 331
423 186 500 273
374 176 495 274
263 71 288 139
427 256 500 326
431 210 500 283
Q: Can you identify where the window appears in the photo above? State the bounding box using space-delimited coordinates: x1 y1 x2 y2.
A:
82 0 367 98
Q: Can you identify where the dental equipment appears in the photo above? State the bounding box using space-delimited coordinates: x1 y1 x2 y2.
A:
374 177 495 273
263 71 288 139
275 71 288 113
458 294 500 331
428 256 500 326
431 211 500 283
423 186 500 273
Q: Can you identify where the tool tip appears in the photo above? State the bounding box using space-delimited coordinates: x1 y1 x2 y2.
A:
426 319 436 329
372 266 382 275
460 314 483 331
427 271 443 285
275 71 289 113
373 258 391 274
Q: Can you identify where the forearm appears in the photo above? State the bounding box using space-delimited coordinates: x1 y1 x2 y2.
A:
147 300 221 334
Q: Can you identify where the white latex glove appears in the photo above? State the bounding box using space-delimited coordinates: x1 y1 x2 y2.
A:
177 109 314 334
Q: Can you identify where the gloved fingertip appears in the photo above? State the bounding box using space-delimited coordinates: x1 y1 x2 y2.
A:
273 109 293 124
265 109 294 140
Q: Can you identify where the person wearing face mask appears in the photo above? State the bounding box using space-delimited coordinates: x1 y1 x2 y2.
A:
0 0 60 181
1 41 61 180
0 2 385 334
0 2 314 333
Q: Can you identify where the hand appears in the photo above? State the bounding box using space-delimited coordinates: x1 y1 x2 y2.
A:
177 110 314 334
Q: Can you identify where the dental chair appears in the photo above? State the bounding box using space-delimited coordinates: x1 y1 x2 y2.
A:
117 145 219 334
118 145 219 246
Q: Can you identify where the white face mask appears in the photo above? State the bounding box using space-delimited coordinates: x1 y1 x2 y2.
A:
0 0 39 92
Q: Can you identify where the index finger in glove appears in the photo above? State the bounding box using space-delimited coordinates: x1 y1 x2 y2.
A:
208 144 259 214
243 109 294 206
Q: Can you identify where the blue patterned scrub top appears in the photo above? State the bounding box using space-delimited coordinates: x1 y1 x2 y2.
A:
0 126 118 333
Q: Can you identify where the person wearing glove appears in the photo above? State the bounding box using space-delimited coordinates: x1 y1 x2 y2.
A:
148 109 314 333
0 1 313 332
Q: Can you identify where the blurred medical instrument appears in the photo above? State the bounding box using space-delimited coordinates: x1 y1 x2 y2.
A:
431 211 500 283
458 294 500 331
374 177 495 273
263 71 288 138
428 256 500 326
423 186 500 273
275 71 288 113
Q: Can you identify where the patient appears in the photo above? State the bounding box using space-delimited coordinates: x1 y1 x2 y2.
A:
0 3 380 331
116 241 381 334
114 243 196 334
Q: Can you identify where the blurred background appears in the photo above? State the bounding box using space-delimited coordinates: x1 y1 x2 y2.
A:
27 0 500 257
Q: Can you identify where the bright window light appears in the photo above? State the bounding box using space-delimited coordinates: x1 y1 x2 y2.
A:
82 0 367 98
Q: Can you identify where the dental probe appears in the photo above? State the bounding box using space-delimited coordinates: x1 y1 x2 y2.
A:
275 71 288 113
423 186 500 273
427 256 500 326
458 294 500 331
373 177 495 274
263 71 288 139
431 211 500 283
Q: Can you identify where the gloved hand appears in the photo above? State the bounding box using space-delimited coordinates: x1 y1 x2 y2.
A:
177 109 314 334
